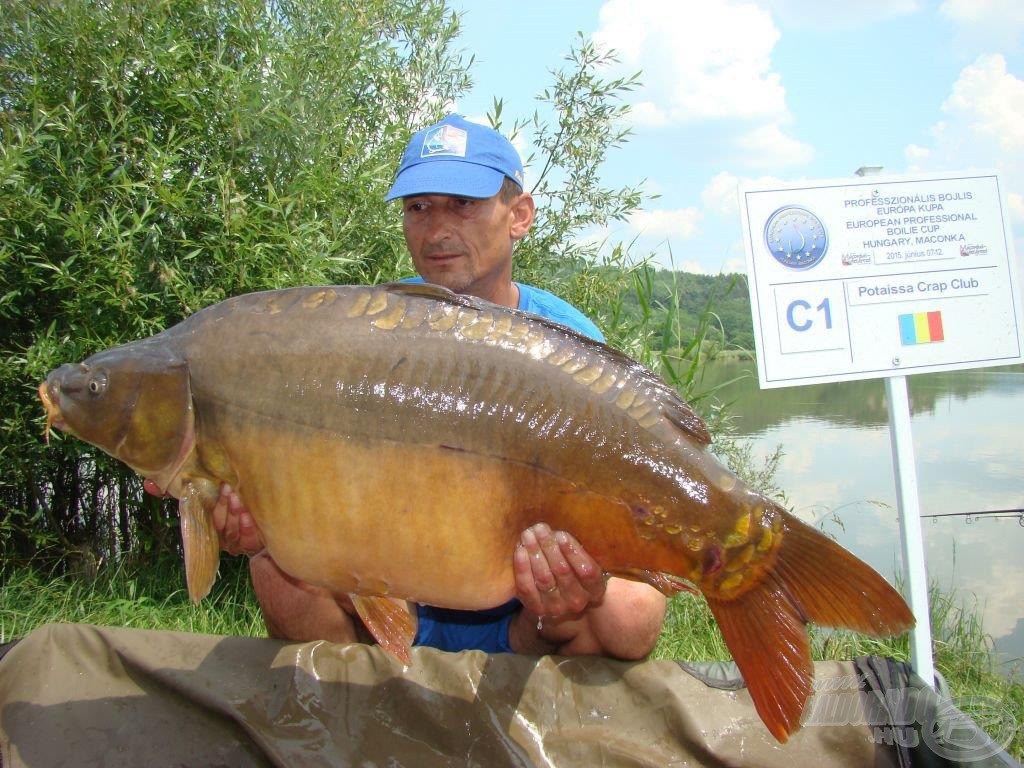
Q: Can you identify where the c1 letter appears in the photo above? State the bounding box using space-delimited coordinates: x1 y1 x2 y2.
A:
787 299 813 332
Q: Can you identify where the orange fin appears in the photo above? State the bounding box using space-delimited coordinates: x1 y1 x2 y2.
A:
350 594 416 666
771 518 915 637
706 579 813 742
179 480 221 603
707 513 914 742
612 568 699 596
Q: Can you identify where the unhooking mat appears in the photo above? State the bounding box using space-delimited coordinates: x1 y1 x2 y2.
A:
0 623 1018 767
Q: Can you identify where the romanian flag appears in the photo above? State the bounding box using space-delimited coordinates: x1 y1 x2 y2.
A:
899 311 944 345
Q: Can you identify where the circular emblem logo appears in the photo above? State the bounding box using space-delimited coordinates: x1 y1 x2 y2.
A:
764 206 828 270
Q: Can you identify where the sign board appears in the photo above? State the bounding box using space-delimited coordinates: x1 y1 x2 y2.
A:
740 172 1023 388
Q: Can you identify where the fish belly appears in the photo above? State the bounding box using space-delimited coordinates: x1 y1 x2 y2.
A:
217 417 687 610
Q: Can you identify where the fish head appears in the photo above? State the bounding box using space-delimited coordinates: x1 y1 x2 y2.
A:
39 341 194 478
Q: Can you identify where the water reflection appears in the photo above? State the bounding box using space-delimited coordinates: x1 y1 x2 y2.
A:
697 360 1024 674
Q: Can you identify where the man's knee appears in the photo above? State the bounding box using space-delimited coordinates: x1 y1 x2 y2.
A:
608 579 667 619
603 579 667 658
248 553 360 643
558 579 667 660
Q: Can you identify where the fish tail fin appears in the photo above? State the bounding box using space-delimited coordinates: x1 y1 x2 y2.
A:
705 516 914 742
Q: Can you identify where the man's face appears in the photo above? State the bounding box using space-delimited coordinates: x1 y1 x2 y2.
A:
401 191 533 303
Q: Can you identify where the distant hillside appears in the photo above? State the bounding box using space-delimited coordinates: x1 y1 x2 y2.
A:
613 269 755 354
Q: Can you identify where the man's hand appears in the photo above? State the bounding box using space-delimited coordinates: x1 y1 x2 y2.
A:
142 479 264 556
513 523 608 620
211 484 264 555
510 522 667 659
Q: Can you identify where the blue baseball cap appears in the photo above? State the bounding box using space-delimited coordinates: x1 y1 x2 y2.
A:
385 114 525 201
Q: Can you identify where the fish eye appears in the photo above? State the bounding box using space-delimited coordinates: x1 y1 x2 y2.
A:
88 372 107 395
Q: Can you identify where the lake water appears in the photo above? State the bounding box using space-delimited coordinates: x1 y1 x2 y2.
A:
696 359 1024 675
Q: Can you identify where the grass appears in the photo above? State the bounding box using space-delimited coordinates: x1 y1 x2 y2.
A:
0 556 264 642
2 557 1020 759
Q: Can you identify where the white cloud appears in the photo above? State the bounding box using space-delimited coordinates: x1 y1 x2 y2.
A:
906 54 1024 255
940 0 1018 23
595 0 787 123
903 54 1024 191
629 100 671 127
721 256 747 274
939 0 1024 48
941 54 1024 154
594 1 815 170
628 207 702 239
677 259 712 273
904 143 931 167
1009 192 1024 221
762 0 920 28
702 172 744 217
736 123 814 168
700 170 789 216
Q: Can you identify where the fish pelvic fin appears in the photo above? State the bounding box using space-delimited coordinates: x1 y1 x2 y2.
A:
705 514 914 743
350 595 416 666
179 479 221 603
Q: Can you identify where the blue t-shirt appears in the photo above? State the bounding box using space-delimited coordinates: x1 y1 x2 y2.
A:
399 278 603 653
398 277 604 343
516 283 605 342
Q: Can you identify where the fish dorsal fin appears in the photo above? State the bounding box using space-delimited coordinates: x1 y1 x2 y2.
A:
644 376 712 445
384 282 713 444
383 280 478 305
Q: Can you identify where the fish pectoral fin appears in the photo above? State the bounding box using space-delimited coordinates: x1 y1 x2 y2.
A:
179 479 221 603
350 594 416 666
610 568 698 596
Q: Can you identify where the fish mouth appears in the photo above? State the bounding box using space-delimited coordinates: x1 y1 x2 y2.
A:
37 380 65 443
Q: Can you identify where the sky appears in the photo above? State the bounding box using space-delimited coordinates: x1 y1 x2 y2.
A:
449 0 1024 274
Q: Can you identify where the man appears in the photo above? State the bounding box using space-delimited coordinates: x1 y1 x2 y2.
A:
212 115 667 659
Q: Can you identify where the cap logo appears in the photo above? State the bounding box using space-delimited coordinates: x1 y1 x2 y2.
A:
421 124 467 158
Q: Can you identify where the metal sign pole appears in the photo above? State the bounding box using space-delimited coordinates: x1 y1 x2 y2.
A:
885 374 935 687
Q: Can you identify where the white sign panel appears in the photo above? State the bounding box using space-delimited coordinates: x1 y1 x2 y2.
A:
740 172 1023 388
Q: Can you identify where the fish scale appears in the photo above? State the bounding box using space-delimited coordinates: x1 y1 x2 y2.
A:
39 281 913 742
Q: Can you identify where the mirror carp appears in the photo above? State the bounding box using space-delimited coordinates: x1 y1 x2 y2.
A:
39 282 913 741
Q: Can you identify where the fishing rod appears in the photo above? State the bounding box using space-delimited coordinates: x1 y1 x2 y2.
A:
921 508 1024 525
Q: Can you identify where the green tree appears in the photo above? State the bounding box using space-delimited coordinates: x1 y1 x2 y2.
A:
487 36 646 330
1 0 470 566
0 4 653 570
